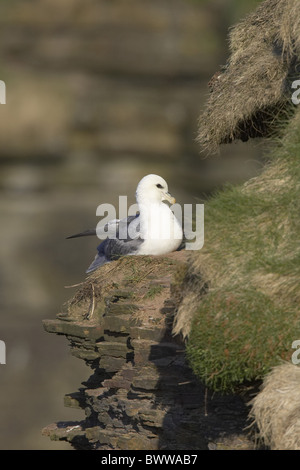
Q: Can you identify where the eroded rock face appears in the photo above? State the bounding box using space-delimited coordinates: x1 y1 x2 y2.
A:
42 254 254 450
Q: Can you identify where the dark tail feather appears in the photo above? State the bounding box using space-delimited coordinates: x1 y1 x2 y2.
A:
66 229 97 239
86 253 109 273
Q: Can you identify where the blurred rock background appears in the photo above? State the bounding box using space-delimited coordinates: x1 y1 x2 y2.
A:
0 0 262 449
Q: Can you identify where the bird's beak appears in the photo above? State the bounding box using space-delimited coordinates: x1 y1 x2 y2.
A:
163 192 176 204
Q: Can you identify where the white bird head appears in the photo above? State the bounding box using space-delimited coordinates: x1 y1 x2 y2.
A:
136 174 176 205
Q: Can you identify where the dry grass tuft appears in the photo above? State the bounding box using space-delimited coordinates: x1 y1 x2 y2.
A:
62 252 189 324
250 363 300 450
198 0 300 153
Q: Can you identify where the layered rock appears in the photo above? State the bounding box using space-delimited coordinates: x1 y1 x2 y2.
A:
42 254 254 450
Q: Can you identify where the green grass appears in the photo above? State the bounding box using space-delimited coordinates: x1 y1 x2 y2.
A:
187 288 299 392
186 112 300 392
144 285 164 299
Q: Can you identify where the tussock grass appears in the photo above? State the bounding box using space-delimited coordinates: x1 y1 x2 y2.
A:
180 111 300 392
198 0 300 153
175 0 300 393
250 363 300 449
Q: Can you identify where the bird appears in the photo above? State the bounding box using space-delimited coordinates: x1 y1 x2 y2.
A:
67 174 183 273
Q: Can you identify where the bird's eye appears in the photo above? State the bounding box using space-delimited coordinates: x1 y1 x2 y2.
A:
156 184 163 189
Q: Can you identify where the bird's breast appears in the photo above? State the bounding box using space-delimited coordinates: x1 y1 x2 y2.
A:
138 204 183 255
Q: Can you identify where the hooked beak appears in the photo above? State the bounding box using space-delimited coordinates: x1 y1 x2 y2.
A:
163 191 176 204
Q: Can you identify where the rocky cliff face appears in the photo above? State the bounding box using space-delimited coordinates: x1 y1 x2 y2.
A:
42 254 254 450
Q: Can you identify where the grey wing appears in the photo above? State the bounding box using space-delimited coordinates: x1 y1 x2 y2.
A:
86 214 143 274
85 238 110 273
97 214 140 240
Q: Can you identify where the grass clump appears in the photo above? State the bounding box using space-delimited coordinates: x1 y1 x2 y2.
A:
187 288 299 392
183 112 300 392
144 285 164 299
198 0 300 153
